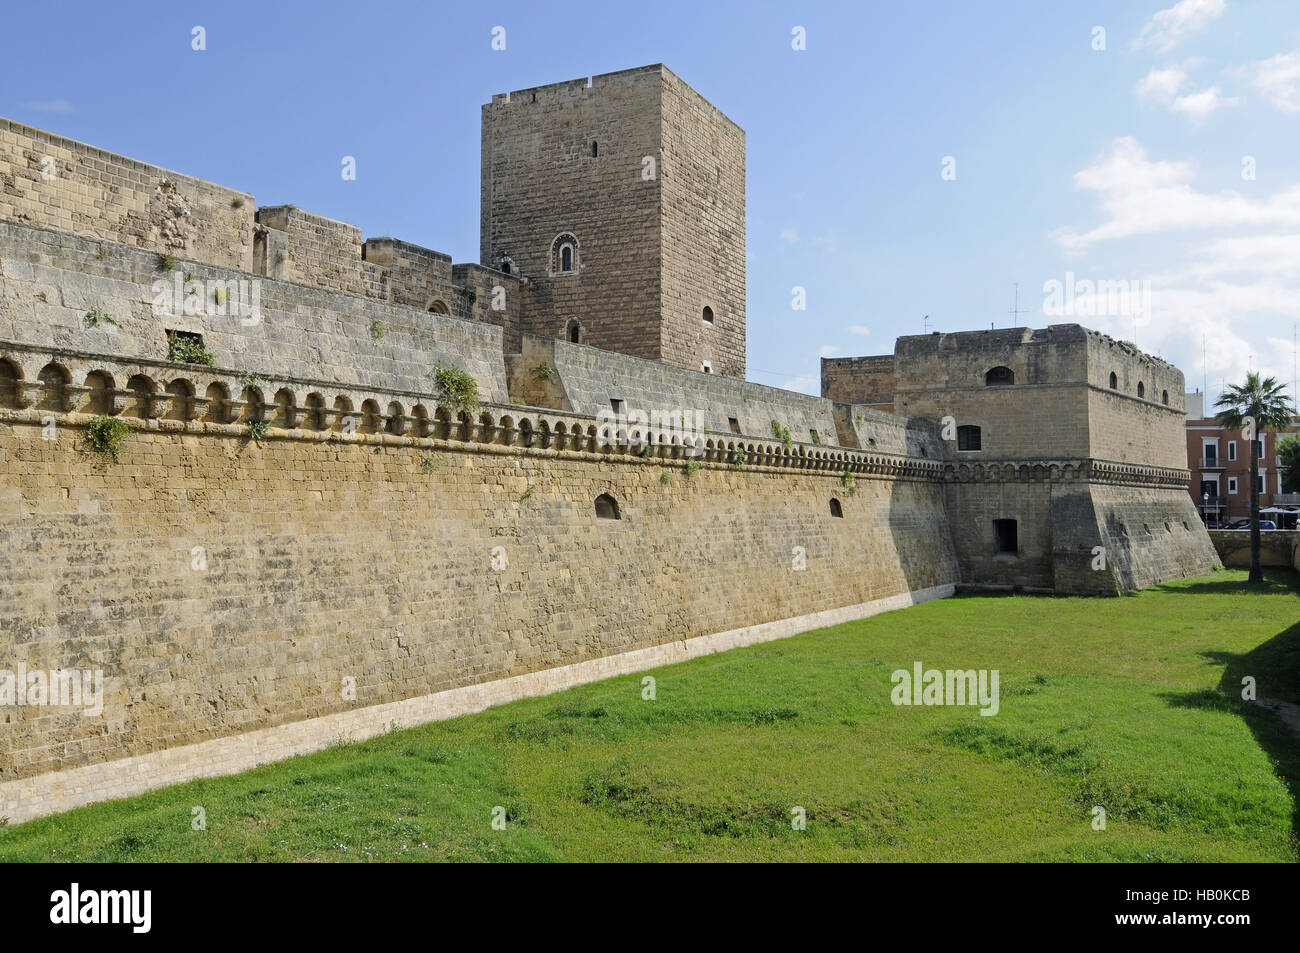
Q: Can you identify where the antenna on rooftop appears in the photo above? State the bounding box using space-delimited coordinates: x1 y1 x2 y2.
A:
922 314 932 333
1008 282 1028 328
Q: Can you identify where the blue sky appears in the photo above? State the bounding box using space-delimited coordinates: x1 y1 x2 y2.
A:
4 0 1299 403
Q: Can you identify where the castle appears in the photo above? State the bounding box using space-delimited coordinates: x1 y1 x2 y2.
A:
0 65 1217 823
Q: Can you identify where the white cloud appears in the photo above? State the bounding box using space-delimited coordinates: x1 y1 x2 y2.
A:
780 373 819 395
1243 49 1300 112
848 325 872 335
1169 86 1238 120
779 229 800 242
1132 0 1225 54
1051 137 1300 253
1136 61 1236 122
22 99 74 113
818 345 838 358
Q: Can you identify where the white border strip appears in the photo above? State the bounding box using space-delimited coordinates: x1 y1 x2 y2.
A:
1 583 954 825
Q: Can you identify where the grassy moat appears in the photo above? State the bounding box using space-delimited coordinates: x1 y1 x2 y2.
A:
3 568 1297 862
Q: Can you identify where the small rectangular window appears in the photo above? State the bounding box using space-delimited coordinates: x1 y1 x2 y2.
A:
727 417 740 434
993 518 1018 555
1227 441 1236 461
610 399 623 416
1228 477 1238 494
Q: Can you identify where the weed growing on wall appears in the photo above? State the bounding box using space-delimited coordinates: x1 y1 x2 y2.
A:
420 454 437 473
660 471 673 485
532 363 556 382
433 362 481 415
167 334 216 366
370 321 386 341
771 420 792 447
158 254 178 272
246 419 270 440
83 308 117 329
241 373 263 391
85 415 130 462
732 446 747 470
841 469 858 495
685 460 701 478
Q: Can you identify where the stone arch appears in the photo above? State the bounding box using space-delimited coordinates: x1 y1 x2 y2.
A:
550 232 580 276
565 319 582 344
359 399 382 434
829 497 844 518
332 395 355 433
427 299 450 315
165 378 195 421
273 388 297 429
37 362 71 412
204 381 231 422
433 407 452 440
411 403 430 438
0 357 21 409
125 374 156 419
385 400 407 436
305 392 327 431
240 385 265 423
594 492 620 520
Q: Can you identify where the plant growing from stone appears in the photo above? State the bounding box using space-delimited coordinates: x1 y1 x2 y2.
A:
841 469 857 495
433 362 480 415
241 373 263 391
660 471 673 486
246 419 270 440
167 335 216 366
370 321 386 342
732 446 747 470
159 254 177 272
685 459 701 478
533 363 556 382
771 419 792 448
86 415 130 462
420 454 437 473
83 308 117 329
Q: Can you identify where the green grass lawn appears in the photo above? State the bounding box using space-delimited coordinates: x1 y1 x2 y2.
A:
3 568 1298 862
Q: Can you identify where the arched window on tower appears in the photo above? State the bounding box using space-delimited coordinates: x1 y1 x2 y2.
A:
1109 372 1118 389
551 233 580 276
566 320 582 344
985 366 1014 386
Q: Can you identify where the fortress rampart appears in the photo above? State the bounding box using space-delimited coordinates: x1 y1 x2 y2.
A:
0 65 1220 823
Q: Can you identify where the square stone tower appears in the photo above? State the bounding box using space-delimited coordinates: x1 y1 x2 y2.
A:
481 64 746 378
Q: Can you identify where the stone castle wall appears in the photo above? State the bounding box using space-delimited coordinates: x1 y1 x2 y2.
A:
821 354 896 410
0 374 958 819
658 66 746 378
0 117 254 273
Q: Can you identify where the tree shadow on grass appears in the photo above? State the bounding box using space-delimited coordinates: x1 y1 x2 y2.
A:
1141 568 1300 597
1163 619 1300 849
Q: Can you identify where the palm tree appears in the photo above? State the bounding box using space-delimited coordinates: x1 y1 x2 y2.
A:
1215 373 1296 583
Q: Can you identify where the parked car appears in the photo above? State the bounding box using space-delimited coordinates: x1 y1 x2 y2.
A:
1225 518 1276 530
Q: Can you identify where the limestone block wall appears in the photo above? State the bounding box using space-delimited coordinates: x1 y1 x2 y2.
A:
481 67 664 364
255 206 365 297
546 333 838 441
0 117 254 272
1084 483 1221 592
0 221 508 403
451 264 527 352
1208 529 1299 568
658 66 746 378
822 354 896 409
362 237 454 313
0 391 959 803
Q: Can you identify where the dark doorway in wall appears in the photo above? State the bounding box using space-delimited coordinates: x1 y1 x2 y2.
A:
993 518 1018 554
957 425 982 451
595 493 620 520
829 498 843 518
